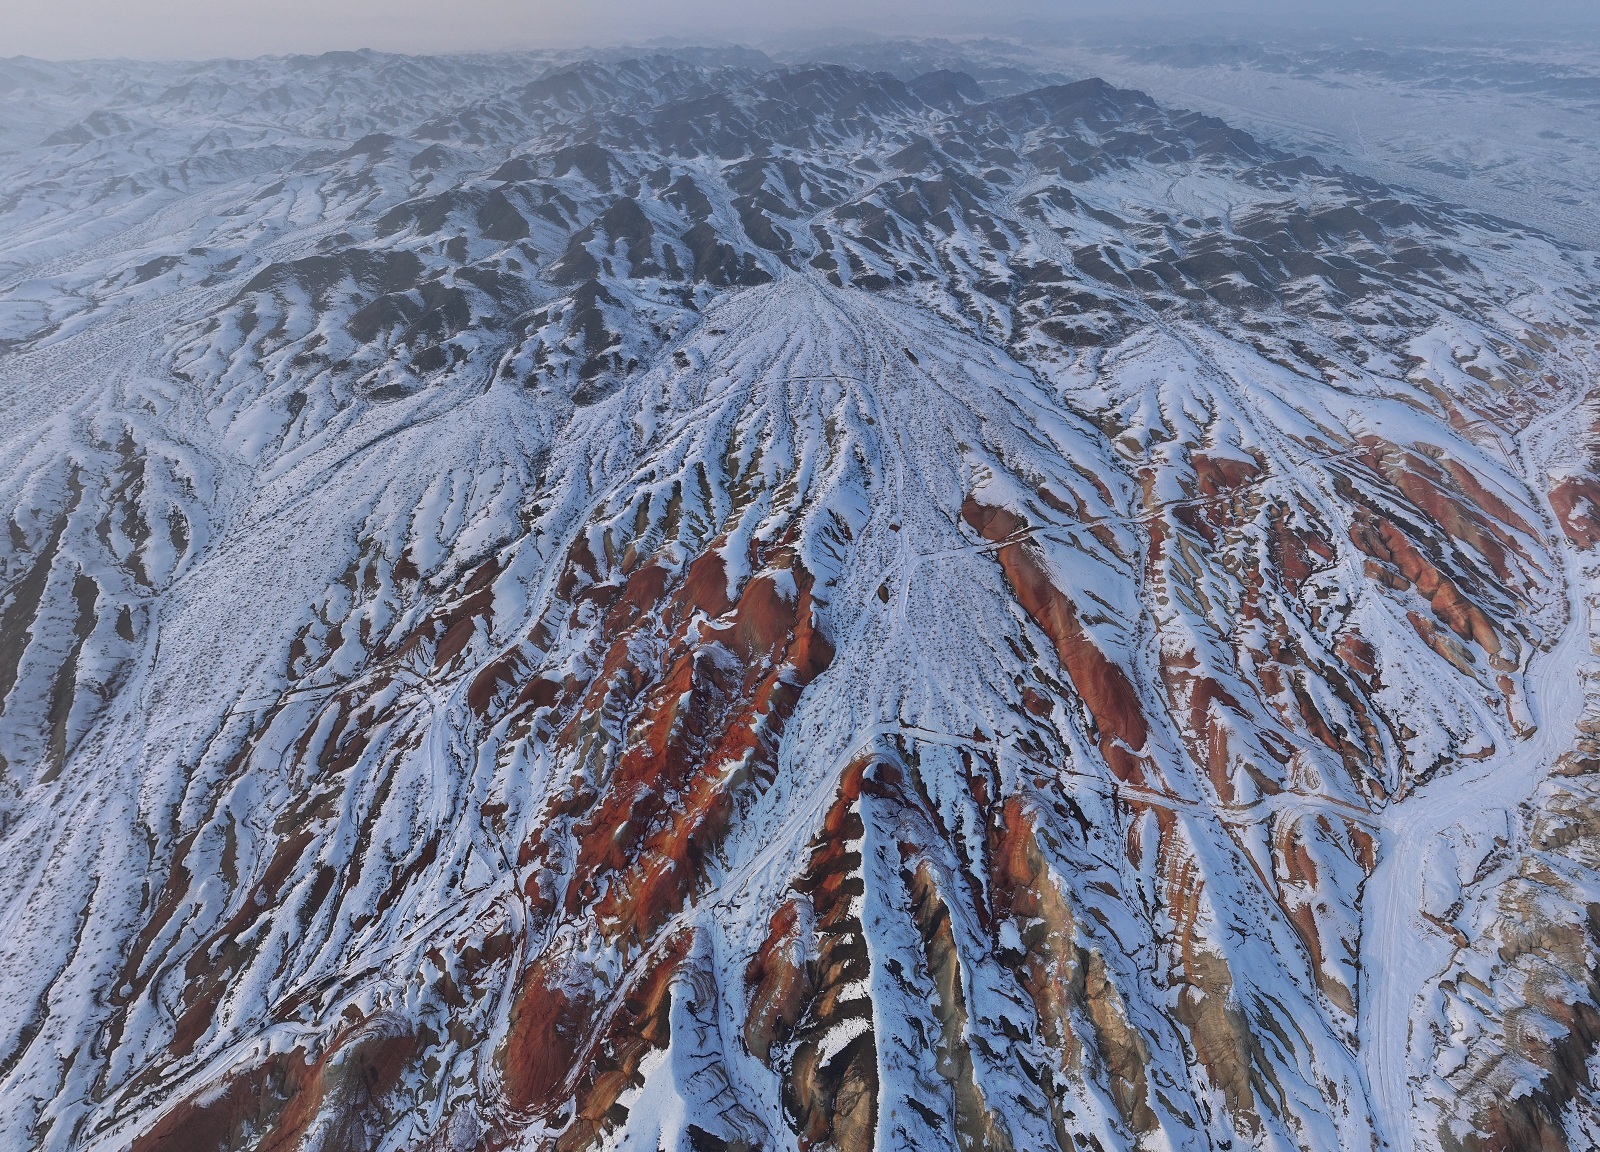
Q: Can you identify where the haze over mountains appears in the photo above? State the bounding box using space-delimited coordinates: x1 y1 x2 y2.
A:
1 32 1598 1152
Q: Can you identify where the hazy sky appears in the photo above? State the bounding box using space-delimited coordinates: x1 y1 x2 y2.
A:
1 0 1594 61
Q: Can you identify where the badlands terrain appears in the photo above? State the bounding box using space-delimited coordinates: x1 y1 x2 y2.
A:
1 34 1599 1152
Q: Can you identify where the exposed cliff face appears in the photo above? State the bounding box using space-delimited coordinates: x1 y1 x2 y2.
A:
0 48 1597 1152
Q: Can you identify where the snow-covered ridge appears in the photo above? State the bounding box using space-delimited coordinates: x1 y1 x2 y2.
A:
0 47 1597 1152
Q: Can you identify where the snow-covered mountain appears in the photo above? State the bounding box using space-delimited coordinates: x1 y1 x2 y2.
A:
1 47 1598 1152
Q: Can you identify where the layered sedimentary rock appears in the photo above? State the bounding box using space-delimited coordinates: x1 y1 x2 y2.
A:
0 48 1597 1152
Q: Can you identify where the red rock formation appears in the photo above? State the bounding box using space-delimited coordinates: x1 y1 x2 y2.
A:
130 1014 415 1152
962 495 1150 785
492 529 833 1147
989 797 1157 1140
501 957 597 1115
905 861 1016 1152
1348 509 1504 660
535 547 833 943
745 900 815 1066
1550 475 1600 549
781 758 879 1152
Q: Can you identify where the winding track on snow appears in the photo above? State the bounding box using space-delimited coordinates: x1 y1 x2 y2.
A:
1358 357 1597 1150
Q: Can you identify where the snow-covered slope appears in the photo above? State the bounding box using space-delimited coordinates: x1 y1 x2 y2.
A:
1 49 1598 1152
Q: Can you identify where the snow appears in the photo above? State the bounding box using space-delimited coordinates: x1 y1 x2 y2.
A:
0 44 1595 1152
1358 355 1600 1151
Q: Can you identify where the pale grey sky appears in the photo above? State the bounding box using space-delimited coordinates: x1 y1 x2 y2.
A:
4 0 1014 59
0 0 1592 61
